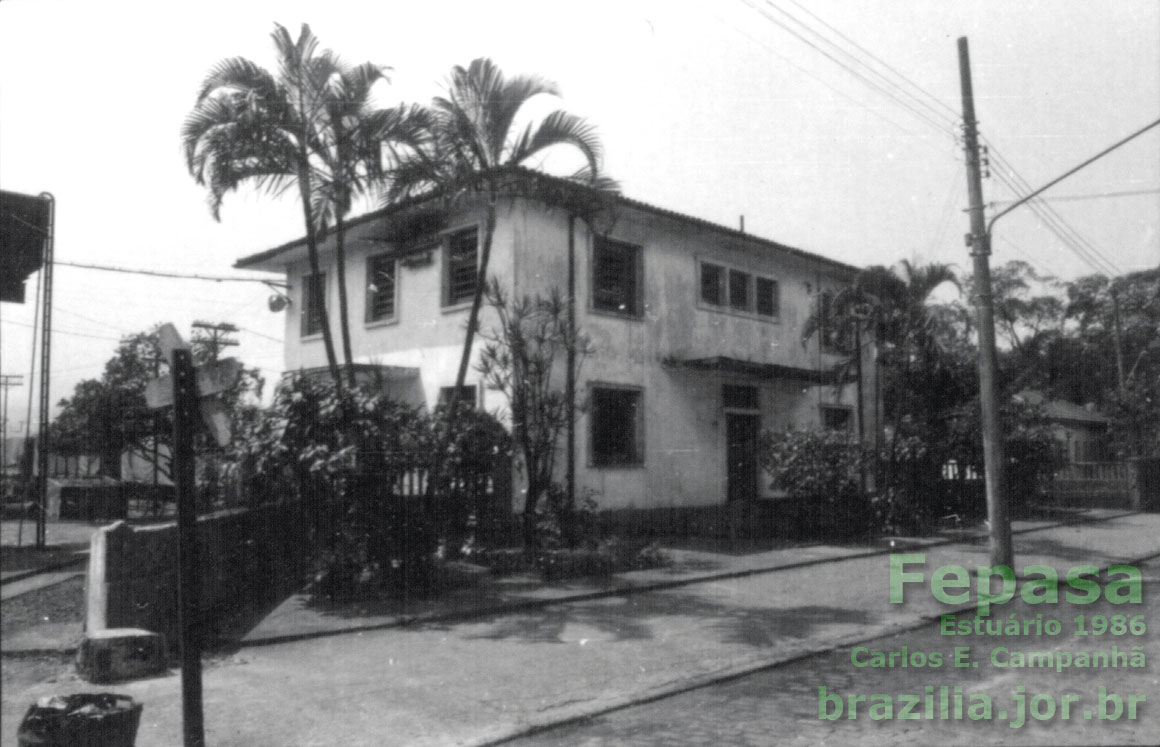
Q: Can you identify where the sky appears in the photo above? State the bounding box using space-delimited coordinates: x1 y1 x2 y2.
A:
1 0 1157 436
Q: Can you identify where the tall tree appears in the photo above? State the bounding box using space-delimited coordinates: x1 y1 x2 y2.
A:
386 58 606 420
184 23 420 387
804 260 966 429
477 280 591 549
1064 269 1160 455
311 62 428 387
51 326 261 481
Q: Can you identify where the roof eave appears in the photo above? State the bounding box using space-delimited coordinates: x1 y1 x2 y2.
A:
234 168 860 276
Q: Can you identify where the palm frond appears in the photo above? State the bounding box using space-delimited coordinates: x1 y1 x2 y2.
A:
509 110 601 173
567 166 620 193
195 56 279 104
341 62 390 115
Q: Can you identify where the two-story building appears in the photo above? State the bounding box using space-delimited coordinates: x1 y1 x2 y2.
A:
236 172 878 517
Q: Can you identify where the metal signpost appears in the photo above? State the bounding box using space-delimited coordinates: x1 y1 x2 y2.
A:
145 323 239 747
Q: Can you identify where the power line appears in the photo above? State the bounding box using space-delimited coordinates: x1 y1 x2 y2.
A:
740 0 958 141
781 0 962 124
986 144 1123 276
762 0 960 135
712 12 941 149
55 305 133 334
990 170 1119 277
989 187 1160 205
236 326 284 344
730 0 1145 280
1 318 124 342
926 173 962 260
54 260 285 287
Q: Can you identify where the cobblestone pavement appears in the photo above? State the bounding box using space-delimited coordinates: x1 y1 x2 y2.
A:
507 558 1159 746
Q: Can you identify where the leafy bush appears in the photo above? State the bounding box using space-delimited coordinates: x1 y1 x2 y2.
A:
229 373 438 601
430 403 512 557
534 484 600 550
939 397 1065 512
758 428 874 535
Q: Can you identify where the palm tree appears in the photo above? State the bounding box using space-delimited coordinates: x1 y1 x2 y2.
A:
312 67 429 387
387 58 606 419
804 260 963 436
385 59 611 546
184 23 424 389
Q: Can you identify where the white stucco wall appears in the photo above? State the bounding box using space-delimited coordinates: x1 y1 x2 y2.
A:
267 195 872 511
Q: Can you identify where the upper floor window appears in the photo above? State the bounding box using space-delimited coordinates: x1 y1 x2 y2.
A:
301 272 326 337
818 290 852 354
699 260 778 319
592 237 642 317
366 255 397 323
444 227 479 307
701 263 724 305
756 277 778 318
728 270 750 311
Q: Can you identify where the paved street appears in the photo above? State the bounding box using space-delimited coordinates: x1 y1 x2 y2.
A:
507 558 1159 746
2 512 1157 746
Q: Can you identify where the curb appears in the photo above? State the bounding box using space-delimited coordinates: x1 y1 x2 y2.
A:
230 509 1139 650
1 644 80 658
1 554 88 587
467 545 1160 747
0 509 1139 659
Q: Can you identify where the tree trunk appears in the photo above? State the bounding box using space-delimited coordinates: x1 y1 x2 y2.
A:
332 118 357 391
334 212 357 390
522 476 542 552
449 196 497 410
296 165 342 390
429 193 498 500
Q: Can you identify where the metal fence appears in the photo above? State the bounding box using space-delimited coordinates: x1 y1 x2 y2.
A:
1051 461 1131 507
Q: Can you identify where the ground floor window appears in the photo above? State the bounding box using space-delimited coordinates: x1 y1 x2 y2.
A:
590 386 643 466
820 405 854 432
438 384 478 409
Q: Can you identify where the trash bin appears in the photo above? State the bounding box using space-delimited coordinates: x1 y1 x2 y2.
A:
17 693 142 747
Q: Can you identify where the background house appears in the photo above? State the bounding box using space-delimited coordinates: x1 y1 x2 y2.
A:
1015 390 1112 464
237 177 879 515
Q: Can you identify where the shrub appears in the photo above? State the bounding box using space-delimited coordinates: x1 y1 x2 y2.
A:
230 373 439 602
758 428 874 535
534 484 600 550
430 403 512 557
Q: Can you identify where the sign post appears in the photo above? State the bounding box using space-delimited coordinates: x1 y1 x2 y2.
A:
171 347 205 747
145 323 239 747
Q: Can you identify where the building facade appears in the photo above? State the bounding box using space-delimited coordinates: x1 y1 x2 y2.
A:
237 180 878 513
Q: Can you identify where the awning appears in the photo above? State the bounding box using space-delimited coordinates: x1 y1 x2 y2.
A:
663 356 845 385
1 190 52 303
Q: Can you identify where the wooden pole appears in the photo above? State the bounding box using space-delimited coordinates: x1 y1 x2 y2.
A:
958 37 1012 568
566 214 577 513
172 348 205 747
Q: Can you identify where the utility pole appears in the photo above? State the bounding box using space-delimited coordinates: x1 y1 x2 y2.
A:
958 37 1013 568
35 193 55 550
1110 286 1127 393
190 321 239 363
1 374 23 500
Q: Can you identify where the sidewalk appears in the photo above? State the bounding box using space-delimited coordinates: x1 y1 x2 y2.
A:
236 507 1133 647
3 510 1157 746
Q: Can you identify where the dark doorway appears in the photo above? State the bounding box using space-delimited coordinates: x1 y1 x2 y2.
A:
726 413 760 501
